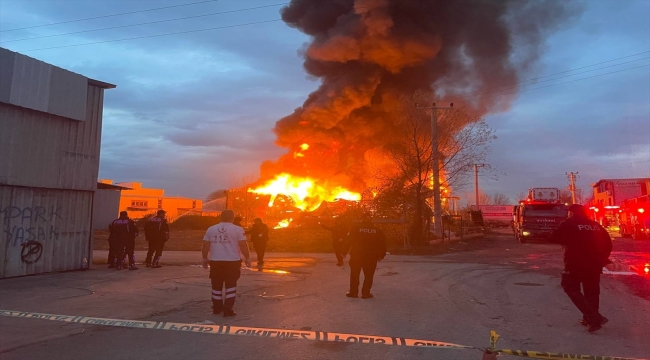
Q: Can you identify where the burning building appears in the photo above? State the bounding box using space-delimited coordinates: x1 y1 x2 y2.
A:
248 0 575 224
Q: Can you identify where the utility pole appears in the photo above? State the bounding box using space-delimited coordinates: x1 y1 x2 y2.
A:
472 164 486 208
566 171 579 204
416 102 453 238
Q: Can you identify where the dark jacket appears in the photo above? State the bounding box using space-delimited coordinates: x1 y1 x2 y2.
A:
320 222 347 244
344 221 387 262
549 214 612 274
248 223 269 243
109 217 138 242
144 216 169 242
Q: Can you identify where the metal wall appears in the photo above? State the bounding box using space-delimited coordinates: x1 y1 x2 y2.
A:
0 186 92 278
0 84 104 191
92 189 120 230
0 47 88 121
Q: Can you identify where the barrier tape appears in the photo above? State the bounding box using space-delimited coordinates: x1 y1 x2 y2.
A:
0 310 473 350
2 310 646 360
487 331 648 360
494 349 648 360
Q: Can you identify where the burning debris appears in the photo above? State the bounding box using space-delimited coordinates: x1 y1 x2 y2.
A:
249 0 575 218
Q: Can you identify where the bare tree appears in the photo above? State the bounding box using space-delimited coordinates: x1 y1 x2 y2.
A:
368 93 496 243
491 192 512 205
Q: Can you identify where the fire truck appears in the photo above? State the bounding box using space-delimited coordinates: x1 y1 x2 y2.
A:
513 188 568 243
618 195 649 240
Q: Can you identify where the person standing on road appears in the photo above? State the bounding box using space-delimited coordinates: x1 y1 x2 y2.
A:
247 218 269 266
144 210 170 268
202 209 252 317
109 211 139 270
550 204 613 332
344 213 387 299
320 217 348 266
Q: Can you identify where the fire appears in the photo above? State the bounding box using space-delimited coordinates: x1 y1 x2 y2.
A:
274 218 293 229
293 143 310 158
249 173 361 211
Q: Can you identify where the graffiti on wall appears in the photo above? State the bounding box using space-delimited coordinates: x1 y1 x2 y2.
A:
1 206 63 249
20 241 43 264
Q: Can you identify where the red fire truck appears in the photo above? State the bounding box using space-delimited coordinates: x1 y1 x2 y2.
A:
513 188 568 243
618 195 649 240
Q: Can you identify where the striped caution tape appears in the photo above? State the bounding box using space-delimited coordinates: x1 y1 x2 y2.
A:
487 331 649 360
2 310 646 360
0 309 474 350
493 349 648 360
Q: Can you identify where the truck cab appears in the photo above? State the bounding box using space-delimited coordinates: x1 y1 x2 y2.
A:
513 188 568 243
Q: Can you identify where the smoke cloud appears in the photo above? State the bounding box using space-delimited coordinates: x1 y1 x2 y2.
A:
257 0 576 192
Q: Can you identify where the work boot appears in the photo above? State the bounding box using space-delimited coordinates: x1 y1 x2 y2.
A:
361 293 374 299
151 256 163 268
587 316 609 332
346 292 358 298
223 310 236 317
128 255 138 270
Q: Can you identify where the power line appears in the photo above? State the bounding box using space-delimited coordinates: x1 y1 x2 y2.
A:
1 0 223 33
448 51 650 99
0 3 287 44
457 64 650 102
17 19 282 52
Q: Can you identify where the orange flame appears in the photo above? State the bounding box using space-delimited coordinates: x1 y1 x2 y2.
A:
274 218 293 229
293 143 310 158
249 173 361 211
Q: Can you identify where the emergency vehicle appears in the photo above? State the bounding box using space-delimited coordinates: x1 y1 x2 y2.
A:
513 188 568 243
618 195 649 240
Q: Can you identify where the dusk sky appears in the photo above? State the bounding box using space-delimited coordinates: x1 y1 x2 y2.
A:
1 0 648 203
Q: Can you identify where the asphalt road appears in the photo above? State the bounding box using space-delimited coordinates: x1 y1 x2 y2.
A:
0 231 648 360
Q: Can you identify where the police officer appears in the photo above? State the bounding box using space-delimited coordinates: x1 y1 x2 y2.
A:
344 213 387 299
550 204 612 332
320 217 347 266
247 218 269 266
144 210 170 268
109 211 139 270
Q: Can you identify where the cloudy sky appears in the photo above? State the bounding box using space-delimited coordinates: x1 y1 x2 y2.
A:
1 0 648 203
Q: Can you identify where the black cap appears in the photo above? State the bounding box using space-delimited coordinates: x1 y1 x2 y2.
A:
119 211 128 217
568 204 586 216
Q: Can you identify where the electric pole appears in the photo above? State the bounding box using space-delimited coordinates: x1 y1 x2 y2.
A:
416 102 453 238
472 164 486 208
566 171 579 204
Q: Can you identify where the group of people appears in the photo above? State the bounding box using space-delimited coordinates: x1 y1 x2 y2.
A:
202 211 387 316
111 204 612 333
107 210 169 270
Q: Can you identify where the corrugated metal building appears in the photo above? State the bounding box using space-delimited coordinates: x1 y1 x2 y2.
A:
93 180 131 230
0 47 115 278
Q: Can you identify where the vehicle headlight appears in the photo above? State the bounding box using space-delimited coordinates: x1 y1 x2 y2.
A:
522 231 531 236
